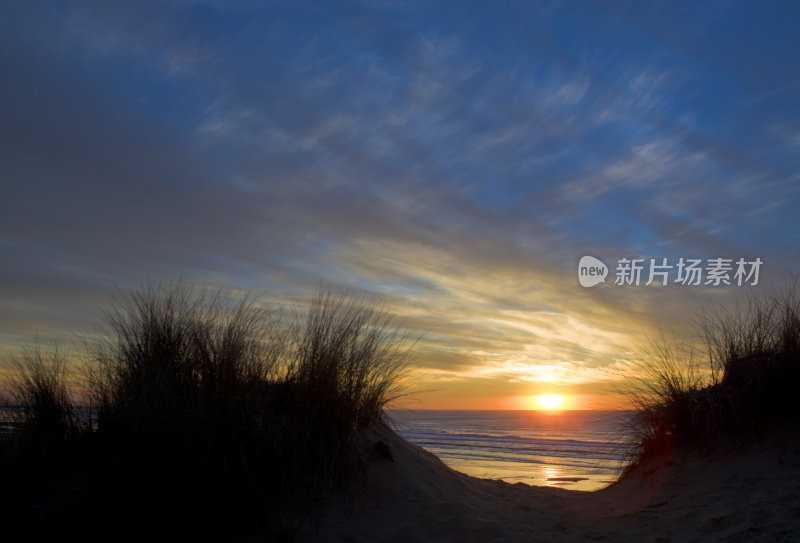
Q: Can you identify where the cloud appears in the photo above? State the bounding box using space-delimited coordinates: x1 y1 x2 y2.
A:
0 2 798 405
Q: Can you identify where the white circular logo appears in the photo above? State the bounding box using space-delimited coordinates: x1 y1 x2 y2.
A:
578 256 608 287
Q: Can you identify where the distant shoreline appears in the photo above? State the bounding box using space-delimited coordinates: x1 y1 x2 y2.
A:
388 409 631 491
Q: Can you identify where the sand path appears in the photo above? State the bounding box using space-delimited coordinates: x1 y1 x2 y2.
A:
299 423 800 542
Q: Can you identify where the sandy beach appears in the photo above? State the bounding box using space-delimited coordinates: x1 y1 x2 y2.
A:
299 422 800 542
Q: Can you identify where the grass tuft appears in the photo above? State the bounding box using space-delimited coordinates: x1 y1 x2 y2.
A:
627 284 800 470
1 282 410 539
284 291 410 501
5 344 79 459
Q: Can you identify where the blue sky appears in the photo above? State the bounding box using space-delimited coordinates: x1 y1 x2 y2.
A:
2 1 799 408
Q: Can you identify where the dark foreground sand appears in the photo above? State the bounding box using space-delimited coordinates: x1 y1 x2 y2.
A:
298 422 800 542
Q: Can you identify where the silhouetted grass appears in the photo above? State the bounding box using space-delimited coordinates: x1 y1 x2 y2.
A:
285 292 409 501
627 285 800 471
1 282 410 540
0 345 87 542
4 345 80 459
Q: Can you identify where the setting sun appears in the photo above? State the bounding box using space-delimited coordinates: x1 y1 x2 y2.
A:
536 394 564 410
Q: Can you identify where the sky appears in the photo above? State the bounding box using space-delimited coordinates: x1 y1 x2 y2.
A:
2 1 799 409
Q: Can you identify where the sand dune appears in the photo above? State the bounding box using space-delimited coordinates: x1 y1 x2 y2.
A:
299 422 800 542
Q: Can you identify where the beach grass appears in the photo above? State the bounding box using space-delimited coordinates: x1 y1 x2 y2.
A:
626 284 800 471
0 282 409 539
4 345 80 456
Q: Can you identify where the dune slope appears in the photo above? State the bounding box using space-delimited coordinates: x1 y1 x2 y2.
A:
299 422 800 542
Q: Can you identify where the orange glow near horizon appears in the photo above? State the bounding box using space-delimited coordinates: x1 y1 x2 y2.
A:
388 389 633 411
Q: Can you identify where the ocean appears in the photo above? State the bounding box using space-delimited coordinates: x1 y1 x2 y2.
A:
386 410 635 492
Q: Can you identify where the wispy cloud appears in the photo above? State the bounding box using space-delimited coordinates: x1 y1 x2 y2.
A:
1 1 798 406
